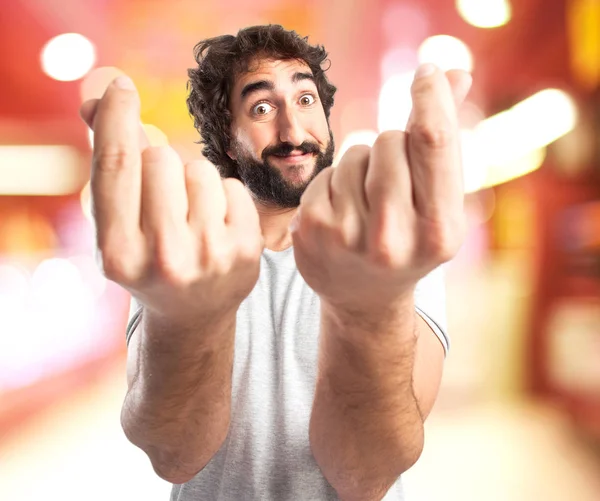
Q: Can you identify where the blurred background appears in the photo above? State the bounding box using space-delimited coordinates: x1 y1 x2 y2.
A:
1 0 599 499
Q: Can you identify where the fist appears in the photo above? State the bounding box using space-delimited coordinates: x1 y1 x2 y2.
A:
290 66 471 314
80 76 263 324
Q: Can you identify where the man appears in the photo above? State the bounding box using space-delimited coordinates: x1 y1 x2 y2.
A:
80 24 471 501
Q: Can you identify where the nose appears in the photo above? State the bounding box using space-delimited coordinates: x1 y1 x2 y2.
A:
277 106 305 146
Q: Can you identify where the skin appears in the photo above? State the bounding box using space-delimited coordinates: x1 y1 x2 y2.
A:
227 58 333 250
80 56 471 499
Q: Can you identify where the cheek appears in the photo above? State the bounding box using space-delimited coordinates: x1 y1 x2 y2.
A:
311 109 330 145
240 127 273 156
315 121 331 146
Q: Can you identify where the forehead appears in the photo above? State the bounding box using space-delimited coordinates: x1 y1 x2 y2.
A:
232 58 314 92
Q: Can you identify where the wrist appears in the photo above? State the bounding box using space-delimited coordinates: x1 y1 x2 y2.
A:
142 302 238 344
320 287 416 328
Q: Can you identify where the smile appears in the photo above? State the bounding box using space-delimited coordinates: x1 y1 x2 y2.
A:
271 152 314 164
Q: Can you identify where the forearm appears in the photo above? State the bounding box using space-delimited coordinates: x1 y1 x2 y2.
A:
122 308 237 483
309 299 424 501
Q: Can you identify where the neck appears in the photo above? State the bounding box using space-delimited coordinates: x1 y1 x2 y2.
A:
255 201 297 252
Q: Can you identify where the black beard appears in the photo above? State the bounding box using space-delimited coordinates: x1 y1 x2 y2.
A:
231 130 335 208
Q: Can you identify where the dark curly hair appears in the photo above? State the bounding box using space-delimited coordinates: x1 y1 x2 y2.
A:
186 24 337 179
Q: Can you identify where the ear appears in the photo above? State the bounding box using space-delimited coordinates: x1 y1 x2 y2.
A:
226 150 236 160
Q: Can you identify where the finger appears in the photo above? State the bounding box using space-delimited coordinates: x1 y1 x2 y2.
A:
222 178 263 250
81 98 151 150
185 159 227 232
329 145 371 250
406 69 472 132
364 130 412 212
408 64 463 220
330 145 370 214
140 146 188 238
91 76 143 240
292 167 335 242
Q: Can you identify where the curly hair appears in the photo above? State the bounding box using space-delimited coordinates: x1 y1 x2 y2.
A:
186 24 337 179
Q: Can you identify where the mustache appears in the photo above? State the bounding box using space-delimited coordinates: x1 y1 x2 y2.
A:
262 141 321 159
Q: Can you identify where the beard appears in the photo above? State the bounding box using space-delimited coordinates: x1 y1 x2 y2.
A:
231 130 335 208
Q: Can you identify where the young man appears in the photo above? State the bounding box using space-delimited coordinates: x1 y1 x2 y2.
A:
80 24 471 501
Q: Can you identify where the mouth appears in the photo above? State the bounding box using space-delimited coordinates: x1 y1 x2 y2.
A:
270 152 315 164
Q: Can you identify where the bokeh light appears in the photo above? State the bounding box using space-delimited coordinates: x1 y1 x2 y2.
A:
380 47 419 81
457 0 512 29
41 33 96 82
381 4 430 46
462 88 576 192
0 146 84 195
143 124 169 146
477 89 578 163
378 71 415 132
418 35 474 72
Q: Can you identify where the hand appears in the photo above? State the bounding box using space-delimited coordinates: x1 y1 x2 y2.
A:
80 76 263 325
290 66 472 315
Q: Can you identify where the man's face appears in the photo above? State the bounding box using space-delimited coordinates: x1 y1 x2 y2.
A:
228 58 334 208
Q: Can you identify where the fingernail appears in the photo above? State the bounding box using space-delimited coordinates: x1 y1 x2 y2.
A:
113 75 135 90
415 63 436 79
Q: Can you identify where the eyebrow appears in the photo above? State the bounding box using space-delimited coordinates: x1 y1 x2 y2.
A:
240 71 316 102
292 71 315 84
240 80 274 101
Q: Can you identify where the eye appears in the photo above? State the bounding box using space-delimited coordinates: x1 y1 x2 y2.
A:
299 94 316 106
252 102 273 116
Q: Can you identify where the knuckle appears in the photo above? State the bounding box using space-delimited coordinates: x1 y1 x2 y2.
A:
421 216 466 262
151 236 193 286
335 214 362 250
93 146 138 172
365 212 408 269
186 159 219 182
411 77 434 97
299 205 328 232
99 247 138 284
342 144 371 162
142 145 174 163
376 130 404 143
237 236 263 263
367 237 403 269
373 130 405 149
329 225 348 248
197 231 220 270
143 146 184 176
411 122 453 150
222 177 243 190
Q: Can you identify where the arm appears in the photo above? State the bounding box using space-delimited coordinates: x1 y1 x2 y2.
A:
309 298 444 501
291 65 470 500
79 77 263 484
121 307 237 484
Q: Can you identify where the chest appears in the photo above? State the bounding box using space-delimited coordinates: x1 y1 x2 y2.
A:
232 268 322 395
